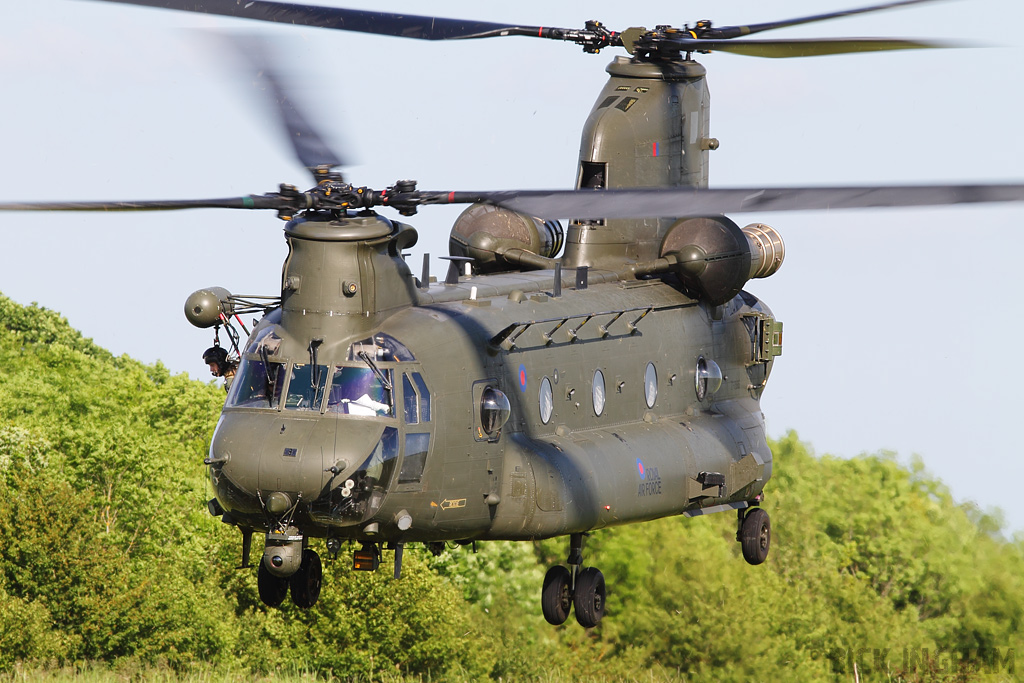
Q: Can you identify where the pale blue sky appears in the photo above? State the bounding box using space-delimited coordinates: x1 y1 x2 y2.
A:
3 0 1023 528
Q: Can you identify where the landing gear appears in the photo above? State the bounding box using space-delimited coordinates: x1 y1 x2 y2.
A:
258 542 323 609
258 561 289 607
541 566 572 625
290 548 323 608
541 533 606 628
573 566 606 628
738 506 771 565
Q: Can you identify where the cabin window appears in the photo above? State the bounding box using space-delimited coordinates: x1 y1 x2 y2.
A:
644 362 658 409
226 359 285 409
695 357 723 401
592 369 606 417
326 366 393 417
539 377 553 424
284 364 328 411
480 386 511 436
400 433 430 484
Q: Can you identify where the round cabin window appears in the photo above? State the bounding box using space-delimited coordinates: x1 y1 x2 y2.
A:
644 362 658 409
539 377 554 424
592 369 606 416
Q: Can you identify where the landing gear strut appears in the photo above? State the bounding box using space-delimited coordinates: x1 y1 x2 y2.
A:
541 533 606 628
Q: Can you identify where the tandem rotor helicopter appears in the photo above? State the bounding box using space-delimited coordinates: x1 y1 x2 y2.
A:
4 0 1024 627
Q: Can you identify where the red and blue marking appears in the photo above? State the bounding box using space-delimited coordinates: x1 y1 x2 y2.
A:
518 364 527 392
637 458 645 478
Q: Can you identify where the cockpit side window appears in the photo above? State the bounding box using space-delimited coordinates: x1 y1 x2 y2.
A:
412 372 431 422
226 359 285 409
285 364 328 411
402 374 418 424
326 366 393 417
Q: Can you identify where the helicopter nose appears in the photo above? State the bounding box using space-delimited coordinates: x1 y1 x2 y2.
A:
208 411 387 515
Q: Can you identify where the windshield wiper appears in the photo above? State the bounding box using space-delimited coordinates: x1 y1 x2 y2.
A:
357 350 393 392
260 344 279 407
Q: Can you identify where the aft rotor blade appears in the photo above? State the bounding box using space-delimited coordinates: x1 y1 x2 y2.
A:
92 0 553 41
708 0 944 39
676 36 951 58
0 196 282 212
477 184 1024 220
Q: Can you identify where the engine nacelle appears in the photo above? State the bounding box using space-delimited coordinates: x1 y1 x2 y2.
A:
449 203 563 273
184 287 233 328
659 217 784 305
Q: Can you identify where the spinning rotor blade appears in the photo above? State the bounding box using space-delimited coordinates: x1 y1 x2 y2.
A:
660 37 949 59
4 183 1024 221
0 197 281 212
229 35 348 180
91 0 557 42
90 0 957 58
701 0 944 39
483 183 1024 220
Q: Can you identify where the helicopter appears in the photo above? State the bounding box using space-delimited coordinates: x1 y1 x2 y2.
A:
4 0 1024 627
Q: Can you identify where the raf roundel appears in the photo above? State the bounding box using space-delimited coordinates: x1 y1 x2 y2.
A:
518 364 528 393
637 459 645 479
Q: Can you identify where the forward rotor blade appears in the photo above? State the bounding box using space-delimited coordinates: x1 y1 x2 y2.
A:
675 37 951 58
478 183 1024 220
7 183 1022 220
229 34 348 177
92 0 551 41
0 197 281 212
708 0 944 39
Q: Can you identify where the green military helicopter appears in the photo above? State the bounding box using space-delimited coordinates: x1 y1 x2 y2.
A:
5 0 1024 627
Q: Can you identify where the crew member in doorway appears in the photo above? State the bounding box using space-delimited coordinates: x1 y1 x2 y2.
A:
203 346 238 391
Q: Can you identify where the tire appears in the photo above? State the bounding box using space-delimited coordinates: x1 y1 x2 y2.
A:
290 549 323 609
541 565 572 625
573 567 606 628
740 507 771 565
257 561 289 608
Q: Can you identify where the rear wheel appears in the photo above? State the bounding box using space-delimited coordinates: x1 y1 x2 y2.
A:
541 565 572 625
740 508 771 565
573 567 606 628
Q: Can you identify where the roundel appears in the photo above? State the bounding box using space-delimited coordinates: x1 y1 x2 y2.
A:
518 363 528 392
636 458 645 479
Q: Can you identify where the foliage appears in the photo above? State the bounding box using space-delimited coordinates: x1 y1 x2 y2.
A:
1 293 1023 682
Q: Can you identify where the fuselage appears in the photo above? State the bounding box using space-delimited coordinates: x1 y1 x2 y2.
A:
207 223 781 544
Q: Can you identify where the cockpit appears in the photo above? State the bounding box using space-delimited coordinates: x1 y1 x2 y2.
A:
225 360 395 416
223 329 425 421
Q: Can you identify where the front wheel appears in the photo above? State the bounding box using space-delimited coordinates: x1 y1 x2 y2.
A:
257 561 289 608
290 548 323 608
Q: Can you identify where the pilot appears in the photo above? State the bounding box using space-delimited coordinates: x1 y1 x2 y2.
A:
203 346 238 391
329 367 391 416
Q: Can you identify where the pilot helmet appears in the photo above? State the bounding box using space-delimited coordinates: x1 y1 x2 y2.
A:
203 346 228 366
